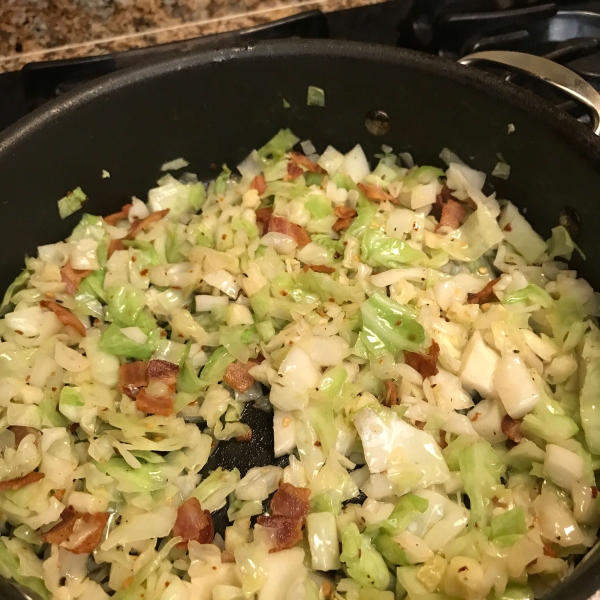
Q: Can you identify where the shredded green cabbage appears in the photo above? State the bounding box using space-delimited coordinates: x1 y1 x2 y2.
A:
0 129 596 600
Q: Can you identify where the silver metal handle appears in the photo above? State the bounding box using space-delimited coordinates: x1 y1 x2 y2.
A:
459 50 600 136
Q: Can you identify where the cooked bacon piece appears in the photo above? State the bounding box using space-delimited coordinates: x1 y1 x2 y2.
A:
404 340 440 379
467 276 501 305
61 263 92 295
118 361 148 399
250 175 267 195
289 152 326 174
358 183 398 205
221 550 236 563
42 507 78 545
438 430 448 449
40 300 86 337
104 203 132 226
436 185 455 206
302 264 335 274
255 207 273 224
543 544 557 558
592 486 598 499
332 218 353 233
334 206 357 220
256 514 304 552
0 471 45 492
53 489 66 501
173 498 214 548
127 209 170 239
285 162 304 181
108 238 126 259
501 414 523 443
10 426 38 447
136 388 174 417
384 381 398 407
270 483 311 523
67 512 110 554
148 359 179 386
268 216 311 247
236 429 253 442
436 198 467 231
223 359 261 393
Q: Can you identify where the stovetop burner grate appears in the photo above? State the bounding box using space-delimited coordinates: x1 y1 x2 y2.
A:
2 0 600 131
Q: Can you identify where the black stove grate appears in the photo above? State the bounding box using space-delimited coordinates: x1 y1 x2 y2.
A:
2 0 600 131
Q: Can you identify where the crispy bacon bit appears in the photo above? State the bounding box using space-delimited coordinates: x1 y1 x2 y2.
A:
255 207 273 224
42 506 78 545
108 238 127 259
332 218 353 232
436 198 467 231
404 340 440 379
302 264 335 274
40 300 86 337
358 182 398 205
289 152 326 174
467 277 501 305
67 512 110 554
256 515 304 552
250 175 267 195
236 429 253 443
270 483 311 522
10 426 38 447
383 381 398 407
148 359 179 388
334 206 357 220
173 498 214 548
136 389 174 417
543 544 557 558
223 359 261 393
104 203 132 226
592 486 598 499
127 209 169 239
0 471 45 492
285 162 304 181
268 216 311 247
501 414 523 443
414 420 426 430
504 223 512 232
54 489 66 501
118 361 148 399
438 430 448 449
61 263 92 295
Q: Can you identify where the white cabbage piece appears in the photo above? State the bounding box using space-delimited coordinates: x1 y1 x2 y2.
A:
353 406 449 492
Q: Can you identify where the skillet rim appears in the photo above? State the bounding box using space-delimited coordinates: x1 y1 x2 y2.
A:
1 39 600 164
0 38 598 600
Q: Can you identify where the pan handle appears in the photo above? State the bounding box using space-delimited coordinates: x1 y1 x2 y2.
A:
458 50 600 136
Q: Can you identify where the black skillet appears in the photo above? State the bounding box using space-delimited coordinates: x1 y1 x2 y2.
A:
1 39 600 600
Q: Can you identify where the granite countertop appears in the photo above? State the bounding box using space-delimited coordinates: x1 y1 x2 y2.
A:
0 0 384 72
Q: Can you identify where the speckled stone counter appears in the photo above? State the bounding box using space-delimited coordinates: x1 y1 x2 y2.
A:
0 0 386 72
